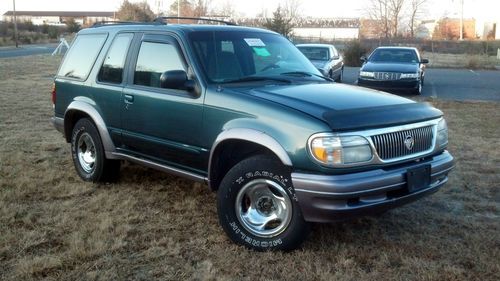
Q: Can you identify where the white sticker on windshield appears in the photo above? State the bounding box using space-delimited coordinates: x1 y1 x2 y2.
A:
244 38 266 47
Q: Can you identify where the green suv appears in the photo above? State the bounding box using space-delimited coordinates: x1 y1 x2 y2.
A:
51 19 454 251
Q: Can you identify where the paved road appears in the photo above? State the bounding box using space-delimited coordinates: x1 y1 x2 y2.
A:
0 43 58 58
1 46 498 102
343 67 500 102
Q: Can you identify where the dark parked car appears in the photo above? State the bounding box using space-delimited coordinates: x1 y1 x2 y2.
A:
357 47 428 95
51 18 453 251
296 43 344 82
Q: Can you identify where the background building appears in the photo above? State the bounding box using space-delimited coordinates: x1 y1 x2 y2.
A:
2 11 115 26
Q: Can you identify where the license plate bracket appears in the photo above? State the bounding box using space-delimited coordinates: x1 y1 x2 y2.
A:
406 164 431 193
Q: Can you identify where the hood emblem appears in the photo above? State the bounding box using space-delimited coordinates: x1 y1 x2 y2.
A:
404 134 415 150
384 73 390 80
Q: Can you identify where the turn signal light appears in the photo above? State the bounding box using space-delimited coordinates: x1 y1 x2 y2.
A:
51 83 56 106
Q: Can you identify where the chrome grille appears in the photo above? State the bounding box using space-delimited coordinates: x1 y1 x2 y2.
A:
371 126 434 160
374 72 401 80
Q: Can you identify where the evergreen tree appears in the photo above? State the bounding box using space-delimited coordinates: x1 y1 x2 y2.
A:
263 6 294 39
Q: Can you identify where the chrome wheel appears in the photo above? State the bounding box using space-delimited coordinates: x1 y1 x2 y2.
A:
235 179 293 238
77 132 96 173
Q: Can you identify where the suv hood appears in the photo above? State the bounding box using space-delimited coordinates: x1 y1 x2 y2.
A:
246 83 442 131
361 62 419 73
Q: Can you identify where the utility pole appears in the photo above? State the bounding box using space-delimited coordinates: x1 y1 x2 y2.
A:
13 0 19 48
459 0 464 40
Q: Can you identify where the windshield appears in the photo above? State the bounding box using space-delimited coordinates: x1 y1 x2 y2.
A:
369 49 418 63
188 31 321 83
297 47 330 61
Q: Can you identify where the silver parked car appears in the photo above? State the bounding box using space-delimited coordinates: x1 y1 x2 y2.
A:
296 43 344 82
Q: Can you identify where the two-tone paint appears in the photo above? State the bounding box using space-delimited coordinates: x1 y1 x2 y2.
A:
52 24 454 223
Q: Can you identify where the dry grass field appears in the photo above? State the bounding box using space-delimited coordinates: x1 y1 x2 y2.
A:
0 55 499 281
421 51 500 69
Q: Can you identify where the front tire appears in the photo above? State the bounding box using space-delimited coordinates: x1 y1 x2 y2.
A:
217 155 309 251
414 80 423 95
335 67 344 83
71 118 120 182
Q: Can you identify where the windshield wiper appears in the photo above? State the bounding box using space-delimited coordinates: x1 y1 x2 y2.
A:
280 71 333 82
220 76 292 84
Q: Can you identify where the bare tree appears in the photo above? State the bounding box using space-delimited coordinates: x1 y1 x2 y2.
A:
366 0 407 38
408 0 427 37
216 0 235 17
167 0 212 18
366 0 390 38
193 0 212 17
388 0 405 37
282 0 302 19
117 0 155 21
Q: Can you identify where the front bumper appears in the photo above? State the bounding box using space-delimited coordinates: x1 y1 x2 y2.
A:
357 78 419 92
292 151 454 222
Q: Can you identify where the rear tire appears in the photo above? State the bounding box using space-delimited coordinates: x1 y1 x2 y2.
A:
217 155 309 251
71 118 120 182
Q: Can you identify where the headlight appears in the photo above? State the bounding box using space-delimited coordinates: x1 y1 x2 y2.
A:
437 118 448 148
309 134 373 166
400 73 419 79
359 71 374 78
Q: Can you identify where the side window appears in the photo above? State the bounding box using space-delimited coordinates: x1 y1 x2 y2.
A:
57 34 107 80
221 40 235 53
98 33 133 84
133 41 185 88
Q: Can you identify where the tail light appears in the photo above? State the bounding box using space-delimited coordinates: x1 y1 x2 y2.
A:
51 83 56 106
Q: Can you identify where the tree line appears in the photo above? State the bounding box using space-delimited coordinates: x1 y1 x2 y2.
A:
115 0 432 39
366 0 429 38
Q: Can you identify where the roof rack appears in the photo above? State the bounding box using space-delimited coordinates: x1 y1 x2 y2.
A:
91 20 164 27
153 16 237 26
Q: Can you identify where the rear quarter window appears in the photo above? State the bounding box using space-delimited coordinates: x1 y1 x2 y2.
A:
57 33 108 80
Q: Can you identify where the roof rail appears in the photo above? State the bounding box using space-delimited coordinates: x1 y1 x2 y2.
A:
153 16 237 26
91 20 164 27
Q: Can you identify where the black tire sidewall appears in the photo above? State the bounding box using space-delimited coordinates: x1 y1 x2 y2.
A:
217 155 308 251
71 118 105 182
415 80 423 95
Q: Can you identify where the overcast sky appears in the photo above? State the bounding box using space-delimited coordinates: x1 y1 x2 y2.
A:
1 0 499 21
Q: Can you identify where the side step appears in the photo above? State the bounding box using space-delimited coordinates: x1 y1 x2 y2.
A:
111 152 207 183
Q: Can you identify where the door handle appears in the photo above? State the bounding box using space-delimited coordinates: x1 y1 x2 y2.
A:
124 94 134 104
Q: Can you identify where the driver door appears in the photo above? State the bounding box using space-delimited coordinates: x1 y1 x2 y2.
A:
120 33 206 172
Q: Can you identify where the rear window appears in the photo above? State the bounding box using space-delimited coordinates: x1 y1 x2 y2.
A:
298 47 330 61
58 33 107 80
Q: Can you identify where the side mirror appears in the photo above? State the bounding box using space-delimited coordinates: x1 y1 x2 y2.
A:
360 56 367 63
332 55 340 60
421 58 429 64
160 70 195 92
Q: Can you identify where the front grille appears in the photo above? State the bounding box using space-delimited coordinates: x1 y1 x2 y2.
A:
374 72 401 80
371 126 434 160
